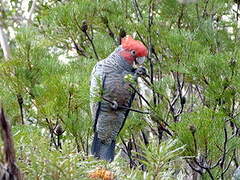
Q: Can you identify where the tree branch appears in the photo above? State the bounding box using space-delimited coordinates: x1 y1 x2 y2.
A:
0 108 22 180
194 158 214 180
0 24 11 60
26 0 37 25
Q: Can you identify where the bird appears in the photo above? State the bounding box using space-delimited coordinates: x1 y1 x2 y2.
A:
89 36 148 162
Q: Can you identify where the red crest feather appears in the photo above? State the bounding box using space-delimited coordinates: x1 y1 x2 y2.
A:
121 36 148 57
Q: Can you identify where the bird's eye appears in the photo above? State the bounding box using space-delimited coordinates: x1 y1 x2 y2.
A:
130 50 136 56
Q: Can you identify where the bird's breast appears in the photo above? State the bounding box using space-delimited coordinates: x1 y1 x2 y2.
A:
104 71 133 106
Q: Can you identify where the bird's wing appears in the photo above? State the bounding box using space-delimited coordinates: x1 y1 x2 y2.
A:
90 61 105 131
117 91 136 135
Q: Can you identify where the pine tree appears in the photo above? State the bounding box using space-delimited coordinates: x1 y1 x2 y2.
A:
0 0 240 179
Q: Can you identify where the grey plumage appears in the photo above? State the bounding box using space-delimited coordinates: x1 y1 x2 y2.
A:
90 46 135 161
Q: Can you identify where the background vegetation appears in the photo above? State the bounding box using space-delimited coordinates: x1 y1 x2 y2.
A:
0 0 240 179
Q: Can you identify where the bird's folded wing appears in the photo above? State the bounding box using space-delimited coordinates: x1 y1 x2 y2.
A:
90 62 105 131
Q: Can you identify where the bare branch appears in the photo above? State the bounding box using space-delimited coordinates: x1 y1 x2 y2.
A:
177 4 185 29
129 84 152 109
26 0 38 25
0 108 22 180
186 160 203 175
0 24 11 60
194 158 214 180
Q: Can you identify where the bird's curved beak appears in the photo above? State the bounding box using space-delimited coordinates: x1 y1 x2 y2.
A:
135 56 145 65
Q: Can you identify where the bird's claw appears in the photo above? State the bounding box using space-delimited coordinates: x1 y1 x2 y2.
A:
135 67 147 76
110 100 118 110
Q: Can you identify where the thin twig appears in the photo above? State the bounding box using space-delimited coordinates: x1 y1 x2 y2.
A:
177 4 185 29
132 0 143 22
203 0 209 18
220 126 228 179
196 3 200 21
17 94 24 125
221 153 234 177
186 160 203 175
129 84 152 108
83 30 99 60
174 72 185 120
73 15 99 60
120 136 136 168
194 158 214 180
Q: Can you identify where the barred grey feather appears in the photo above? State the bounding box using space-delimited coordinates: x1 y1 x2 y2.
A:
90 46 135 143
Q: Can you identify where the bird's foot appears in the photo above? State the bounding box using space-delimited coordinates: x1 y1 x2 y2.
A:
135 66 147 76
110 100 118 110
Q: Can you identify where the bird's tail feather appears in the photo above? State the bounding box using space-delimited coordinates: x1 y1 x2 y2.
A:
91 132 115 162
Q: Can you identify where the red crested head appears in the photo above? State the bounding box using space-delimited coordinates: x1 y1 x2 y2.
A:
120 36 148 64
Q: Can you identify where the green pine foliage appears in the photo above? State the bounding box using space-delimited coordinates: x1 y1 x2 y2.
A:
1 0 240 179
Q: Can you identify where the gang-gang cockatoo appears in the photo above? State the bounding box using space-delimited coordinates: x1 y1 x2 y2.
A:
90 36 148 162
